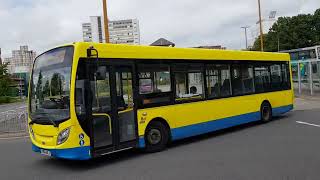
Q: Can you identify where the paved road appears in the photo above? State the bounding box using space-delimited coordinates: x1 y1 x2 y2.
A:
0 100 320 180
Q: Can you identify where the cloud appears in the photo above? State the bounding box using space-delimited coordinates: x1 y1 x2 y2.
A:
0 0 319 57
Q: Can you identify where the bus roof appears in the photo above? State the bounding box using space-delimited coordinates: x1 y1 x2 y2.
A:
68 42 290 62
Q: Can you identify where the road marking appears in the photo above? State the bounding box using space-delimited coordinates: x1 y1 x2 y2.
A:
296 121 320 127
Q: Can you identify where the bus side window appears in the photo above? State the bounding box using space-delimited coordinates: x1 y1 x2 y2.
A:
206 65 219 98
281 63 291 90
174 64 204 101
206 64 231 98
254 65 271 93
270 64 282 91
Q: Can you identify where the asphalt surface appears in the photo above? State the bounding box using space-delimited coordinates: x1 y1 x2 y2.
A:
0 99 320 180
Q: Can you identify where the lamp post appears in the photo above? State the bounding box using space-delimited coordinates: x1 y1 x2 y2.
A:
102 0 110 43
241 26 250 49
258 0 264 51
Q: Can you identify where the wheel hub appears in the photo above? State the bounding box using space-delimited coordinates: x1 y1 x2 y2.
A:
147 129 162 145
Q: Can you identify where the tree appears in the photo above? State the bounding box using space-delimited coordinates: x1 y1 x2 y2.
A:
0 63 12 96
50 73 62 96
252 8 320 52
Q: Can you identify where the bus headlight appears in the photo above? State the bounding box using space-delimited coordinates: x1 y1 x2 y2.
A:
57 127 70 145
29 126 35 140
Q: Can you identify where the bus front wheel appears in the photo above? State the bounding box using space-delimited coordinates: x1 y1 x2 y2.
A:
261 102 272 122
145 121 169 152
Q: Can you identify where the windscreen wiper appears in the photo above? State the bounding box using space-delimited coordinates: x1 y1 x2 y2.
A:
29 114 58 127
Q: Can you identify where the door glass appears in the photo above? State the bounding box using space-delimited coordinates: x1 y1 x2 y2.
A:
91 66 113 148
116 70 136 142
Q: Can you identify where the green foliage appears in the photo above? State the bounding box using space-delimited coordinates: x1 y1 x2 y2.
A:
50 73 63 96
0 96 11 104
252 8 320 52
0 62 12 96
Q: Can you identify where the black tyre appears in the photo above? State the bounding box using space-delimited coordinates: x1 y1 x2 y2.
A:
261 102 272 122
145 121 169 152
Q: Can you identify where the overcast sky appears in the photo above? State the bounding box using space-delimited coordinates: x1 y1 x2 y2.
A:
0 0 319 57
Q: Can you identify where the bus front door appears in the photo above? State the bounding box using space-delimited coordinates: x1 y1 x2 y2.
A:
89 64 137 157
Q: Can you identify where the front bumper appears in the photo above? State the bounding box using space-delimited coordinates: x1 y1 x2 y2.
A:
32 144 91 160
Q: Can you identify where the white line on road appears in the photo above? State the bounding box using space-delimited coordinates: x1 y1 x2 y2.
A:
296 121 320 128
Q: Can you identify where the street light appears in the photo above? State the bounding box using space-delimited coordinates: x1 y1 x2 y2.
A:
102 0 110 43
241 26 250 49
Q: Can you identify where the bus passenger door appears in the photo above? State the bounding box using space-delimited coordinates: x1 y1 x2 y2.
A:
114 66 136 145
89 64 137 157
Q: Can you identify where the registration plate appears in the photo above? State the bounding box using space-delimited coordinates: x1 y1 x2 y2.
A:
40 149 51 156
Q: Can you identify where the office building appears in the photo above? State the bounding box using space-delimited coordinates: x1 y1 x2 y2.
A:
109 19 140 44
3 46 36 96
4 45 36 74
82 17 140 45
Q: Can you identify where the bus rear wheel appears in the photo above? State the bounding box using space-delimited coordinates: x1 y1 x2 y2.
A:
261 102 272 122
145 121 169 152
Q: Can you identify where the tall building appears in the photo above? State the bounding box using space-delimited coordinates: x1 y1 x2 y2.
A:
82 17 140 45
109 19 140 44
3 45 36 96
82 23 92 42
4 45 36 74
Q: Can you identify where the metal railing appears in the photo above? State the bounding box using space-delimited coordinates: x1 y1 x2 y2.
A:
0 107 28 137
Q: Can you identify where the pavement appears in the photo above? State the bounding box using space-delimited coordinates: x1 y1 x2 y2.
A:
0 101 26 114
0 98 320 180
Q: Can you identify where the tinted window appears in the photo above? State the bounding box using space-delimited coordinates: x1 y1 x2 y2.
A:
270 64 282 90
242 65 255 94
206 64 231 98
254 65 271 93
231 65 243 95
281 63 291 90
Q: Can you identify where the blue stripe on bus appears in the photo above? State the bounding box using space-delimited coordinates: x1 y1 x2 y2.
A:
138 104 293 148
32 144 91 160
272 104 294 116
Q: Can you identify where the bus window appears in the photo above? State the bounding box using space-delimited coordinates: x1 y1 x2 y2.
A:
270 64 282 90
281 63 291 90
254 65 271 93
242 65 255 94
206 66 219 98
231 65 242 95
206 64 231 98
220 66 231 97
174 65 204 101
138 64 171 94
91 66 111 113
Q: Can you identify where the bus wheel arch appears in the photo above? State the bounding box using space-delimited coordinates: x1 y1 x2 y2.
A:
260 100 272 122
144 118 171 152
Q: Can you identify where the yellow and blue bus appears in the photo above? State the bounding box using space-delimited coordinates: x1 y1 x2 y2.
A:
28 42 293 160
